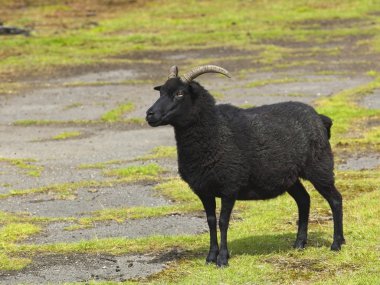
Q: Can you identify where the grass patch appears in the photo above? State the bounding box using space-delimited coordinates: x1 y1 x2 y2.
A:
316 76 380 146
137 146 177 161
52 131 81 140
154 178 197 203
0 175 162 200
7 172 379 284
0 157 44 177
239 103 255 109
76 203 201 228
100 102 135 123
212 91 225 100
2 1 380 78
78 160 123 170
103 163 165 179
0 223 41 244
0 253 32 271
2 167 379 283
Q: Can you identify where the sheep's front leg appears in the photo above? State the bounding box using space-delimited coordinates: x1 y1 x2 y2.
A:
200 196 219 264
217 196 236 267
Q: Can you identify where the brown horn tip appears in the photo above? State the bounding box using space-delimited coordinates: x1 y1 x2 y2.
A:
168 65 179 79
181 65 231 83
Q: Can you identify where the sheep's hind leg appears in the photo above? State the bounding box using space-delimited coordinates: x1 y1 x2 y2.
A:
287 180 310 249
217 196 236 267
312 182 345 251
200 196 219 264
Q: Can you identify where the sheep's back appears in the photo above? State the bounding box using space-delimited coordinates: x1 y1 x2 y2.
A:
217 101 331 191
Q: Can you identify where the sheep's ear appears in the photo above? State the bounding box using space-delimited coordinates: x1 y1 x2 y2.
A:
153 85 162 91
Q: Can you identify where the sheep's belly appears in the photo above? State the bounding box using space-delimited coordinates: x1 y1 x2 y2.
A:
237 186 286 201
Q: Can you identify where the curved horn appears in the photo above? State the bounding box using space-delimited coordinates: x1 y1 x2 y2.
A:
180 65 231 83
168 65 179 79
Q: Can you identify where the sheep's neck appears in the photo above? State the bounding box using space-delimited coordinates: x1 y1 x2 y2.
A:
174 109 220 170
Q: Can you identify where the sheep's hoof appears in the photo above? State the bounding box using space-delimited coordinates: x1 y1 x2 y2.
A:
216 250 229 267
331 237 345 251
293 238 307 249
205 251 218 264
330 241 344 251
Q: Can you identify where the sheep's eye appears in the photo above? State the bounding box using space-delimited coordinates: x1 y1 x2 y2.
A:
175 91 184 98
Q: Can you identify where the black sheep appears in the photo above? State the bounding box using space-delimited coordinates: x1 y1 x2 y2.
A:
146 65 345 267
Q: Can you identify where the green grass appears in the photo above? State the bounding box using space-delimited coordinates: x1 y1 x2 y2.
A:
137 146 177 161
2 0 380 78
1 0 380 282
52 131 81 140
77 160 124 170
100 102 135 123
316 76 380 147
239 103 255 109
154 178 197 203
4 168 379 283
0 175 163 201
0 223 41 271
103 163 165 178
0 157 44 177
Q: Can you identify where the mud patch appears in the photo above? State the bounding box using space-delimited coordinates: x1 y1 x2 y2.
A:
0 253 170 284
337 153 380 171
27 215 207 244
0 184 169 217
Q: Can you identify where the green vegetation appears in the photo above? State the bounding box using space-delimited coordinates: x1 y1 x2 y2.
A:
103 163 165 179
52 131 81 140
0 223 41 270
239 103 255 109
137 146 177 161
154 178 197 203
4 168 379 283
100 102 135 123
1 0 380 283
212 91 225 100
2 1 380 78
316 76 380 148
78 160 123 170
0 157 44 177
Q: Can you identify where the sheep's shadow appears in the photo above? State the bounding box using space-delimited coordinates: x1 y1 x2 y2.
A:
227 231 331 256
179 231 332 261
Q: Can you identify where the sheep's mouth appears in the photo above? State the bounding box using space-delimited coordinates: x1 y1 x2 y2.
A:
146 118 162 127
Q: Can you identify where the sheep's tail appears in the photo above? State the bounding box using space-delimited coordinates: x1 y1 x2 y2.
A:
319 114 332 139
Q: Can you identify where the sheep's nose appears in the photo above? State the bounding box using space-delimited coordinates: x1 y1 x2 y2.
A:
146 109 155 118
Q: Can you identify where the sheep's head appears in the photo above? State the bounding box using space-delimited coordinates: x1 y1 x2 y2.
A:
146 65 230 127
